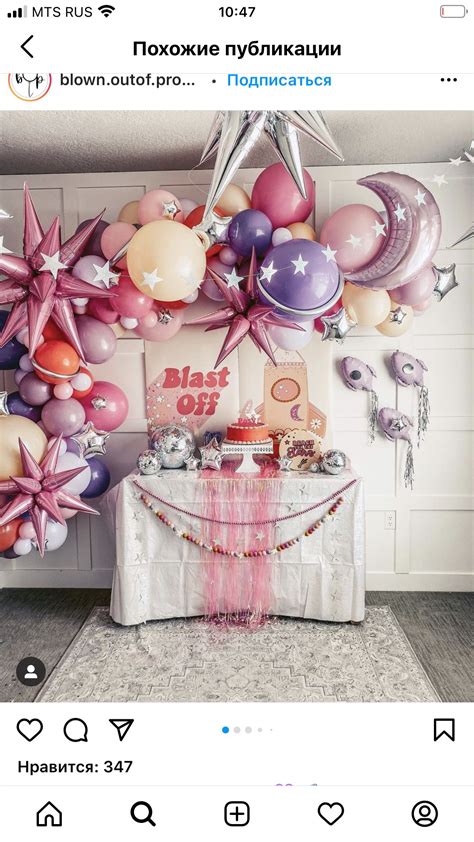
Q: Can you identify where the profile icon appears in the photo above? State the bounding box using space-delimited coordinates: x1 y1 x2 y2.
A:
411 801 438 827
24 664 38 680
16 657 46 687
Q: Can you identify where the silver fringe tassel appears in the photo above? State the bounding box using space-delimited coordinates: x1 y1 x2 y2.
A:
368 390 378 444
417 385 430 447
404 441 415 489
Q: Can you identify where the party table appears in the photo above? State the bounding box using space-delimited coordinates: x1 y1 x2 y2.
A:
104 468 365 626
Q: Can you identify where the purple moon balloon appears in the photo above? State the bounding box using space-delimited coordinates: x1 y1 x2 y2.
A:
76 219 109 257
228 209 273 257
6 391 42 422
345 172 441 291
258 239 343 318
81 456 111 498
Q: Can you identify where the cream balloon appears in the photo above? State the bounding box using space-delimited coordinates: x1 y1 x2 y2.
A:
342 282 391 327
118 200 140 225
287 222 317 241
0 415 47 480
127 220 206 302
376 303 414 336
217 183 251 216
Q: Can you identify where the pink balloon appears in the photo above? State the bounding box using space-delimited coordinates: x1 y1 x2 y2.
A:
101 222 136 270
87 298 120 324
79 381 129 431
76 315 117 364
219 246 239 266
272 227 292 247
42 397 86 437
135 308 184 342
54 382 74 400
19 520 36 540
138 189 183 225
181 198 198 217
390 264 437 306
72 255 105 285
319 204 384 273
61 507 79 520
19 372 52 406
139 310 158 329
110 273 154 319
412 294 434 313
251 163 315 229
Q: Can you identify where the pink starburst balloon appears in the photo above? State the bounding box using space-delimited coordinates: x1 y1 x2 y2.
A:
0 185 115 359
0 435 98 556
186 248 304 367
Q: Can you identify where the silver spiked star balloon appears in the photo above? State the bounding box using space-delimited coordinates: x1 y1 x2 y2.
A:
433 263 458 301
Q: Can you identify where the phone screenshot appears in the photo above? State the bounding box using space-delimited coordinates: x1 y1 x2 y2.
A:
0 1 472 838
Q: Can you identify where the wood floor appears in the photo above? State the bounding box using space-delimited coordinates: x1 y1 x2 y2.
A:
0 589 472 703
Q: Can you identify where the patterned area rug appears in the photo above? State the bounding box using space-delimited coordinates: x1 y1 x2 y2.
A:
37 606 439 703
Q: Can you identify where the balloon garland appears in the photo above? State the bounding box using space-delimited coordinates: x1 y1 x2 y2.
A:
0 114 461 558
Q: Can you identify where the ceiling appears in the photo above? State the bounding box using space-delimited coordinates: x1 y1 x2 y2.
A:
1 111 472 175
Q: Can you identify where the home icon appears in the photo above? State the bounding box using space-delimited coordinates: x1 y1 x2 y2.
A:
36 802 62 827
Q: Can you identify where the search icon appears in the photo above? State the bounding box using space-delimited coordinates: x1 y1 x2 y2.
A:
130 801 156 827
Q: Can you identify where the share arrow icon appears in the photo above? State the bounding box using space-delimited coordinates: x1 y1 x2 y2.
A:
109 719 134 742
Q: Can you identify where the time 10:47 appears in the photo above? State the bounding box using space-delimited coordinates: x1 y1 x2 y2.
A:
219 6 256 16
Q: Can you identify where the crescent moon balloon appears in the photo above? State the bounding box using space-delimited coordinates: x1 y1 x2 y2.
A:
290 404 303 421
345 172 442 290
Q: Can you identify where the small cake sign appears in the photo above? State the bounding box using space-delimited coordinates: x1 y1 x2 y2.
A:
279 429 322 471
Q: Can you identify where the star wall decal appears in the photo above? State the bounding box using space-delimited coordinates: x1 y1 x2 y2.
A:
449 157 464 166
0 185 114 359
433 174 448 187
0 436 98 556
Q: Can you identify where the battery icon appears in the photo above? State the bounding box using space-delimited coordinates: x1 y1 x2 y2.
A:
440 4 467 15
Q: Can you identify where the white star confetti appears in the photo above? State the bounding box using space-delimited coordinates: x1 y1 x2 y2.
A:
433 174 448 187
321 244 337 263
394 204 406 222
224 267 244 289
345 234 362 248
414 189 426 206
142 268 163 291
255 531 265 542
92 261 120 289
449 157 464 167
40 250 66 279
372 220 386 238
259 261 277 284
291 254 309 275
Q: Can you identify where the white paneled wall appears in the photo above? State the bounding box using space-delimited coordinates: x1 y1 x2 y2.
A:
0 164 472 590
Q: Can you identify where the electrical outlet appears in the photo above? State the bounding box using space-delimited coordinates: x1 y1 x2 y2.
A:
384 511 396 530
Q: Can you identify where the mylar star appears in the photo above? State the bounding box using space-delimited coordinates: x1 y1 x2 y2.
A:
70 422 110 458
276 455 292 472
0 390 9 415
162 200 180 219
0 185 114 359
389 306 407 324
92 261 120 289
320 307 356 343
0 435 98 556
157 308 173 325
199 437 223 471
433 263 458 301
186 249 304 367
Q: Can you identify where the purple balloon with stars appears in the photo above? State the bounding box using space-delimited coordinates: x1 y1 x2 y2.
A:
228 209 273 257
258 239 344 318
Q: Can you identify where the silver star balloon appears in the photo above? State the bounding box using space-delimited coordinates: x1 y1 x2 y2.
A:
201 110 343 217
389 306 407 324
433 263 458 301
276 455 292 472
0 390 9 416
320 307 357 342
449 223 474 248
70 421 110 458
157 308 173 325
184 454 201 471
91 395 108 410
390 417 409 432
193 208 232 250
199 437 223 470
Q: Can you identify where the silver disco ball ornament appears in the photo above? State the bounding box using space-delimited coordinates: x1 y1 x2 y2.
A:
151 424 196 469
321 449 347 475
137 449 162 476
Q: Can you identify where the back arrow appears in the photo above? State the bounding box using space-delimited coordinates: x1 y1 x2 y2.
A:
21 35 34 58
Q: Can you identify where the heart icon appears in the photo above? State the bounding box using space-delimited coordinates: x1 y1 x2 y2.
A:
16 718 43 742
317 802 344 825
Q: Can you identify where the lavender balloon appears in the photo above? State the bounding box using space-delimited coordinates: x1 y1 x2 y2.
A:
228 209 273 257
346 172 441 291
19 372 52 406
258 239 343 318
42 397 86 437
6 391 42 422
76 315 117 364
341 356 378 442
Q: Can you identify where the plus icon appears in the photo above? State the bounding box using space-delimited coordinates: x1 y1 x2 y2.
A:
224 801 250 826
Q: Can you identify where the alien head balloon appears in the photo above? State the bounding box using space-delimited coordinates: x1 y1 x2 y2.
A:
341 356 378 443
390 351 429 447
378 407 415 489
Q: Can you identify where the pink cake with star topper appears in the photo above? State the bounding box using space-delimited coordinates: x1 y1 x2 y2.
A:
225 401 270 444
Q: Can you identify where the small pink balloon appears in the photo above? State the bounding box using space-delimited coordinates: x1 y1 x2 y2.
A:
181 198 198 217
182 289 199 304
219 246 239 266
120 316 139 330
19 373 52 406
135 308 184 342
14 369 28 385
268 319 314 351
19 521 36 540
72 255 105 285
110 273 154 319
251 163 315 229
390 265 437 306
412 294 434 313
319 204 384 273
19 354 34 372
16 327 29 344
87 298 120 325
139 310 158 329
138 189 182 225
272 227 292 247
79 381 129 431
42 397 86 437
61 507 79 520
54 382 74 400
101 222 136 270
70 371 93 391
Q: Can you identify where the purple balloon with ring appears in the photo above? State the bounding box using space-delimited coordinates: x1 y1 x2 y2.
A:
228 209 273 257
258 239 343 318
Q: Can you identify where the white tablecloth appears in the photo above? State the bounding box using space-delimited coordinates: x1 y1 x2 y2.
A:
104 470 365 626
